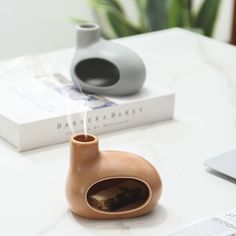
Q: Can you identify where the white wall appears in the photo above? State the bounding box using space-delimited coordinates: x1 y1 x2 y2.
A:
0 0 234 60
0 0 93 60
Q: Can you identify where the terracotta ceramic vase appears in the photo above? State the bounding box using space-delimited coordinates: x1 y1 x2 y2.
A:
66 133 162 219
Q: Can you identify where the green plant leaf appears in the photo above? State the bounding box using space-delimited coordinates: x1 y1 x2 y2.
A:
69 17 88 25
135 0 149 32
168 0 191 28
89 0 123 12
194 0 221 37
105 0 132 37
106 11 143 37
146 0 168 31
89 0 142 38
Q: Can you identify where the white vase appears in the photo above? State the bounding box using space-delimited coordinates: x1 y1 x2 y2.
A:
71 23 146 96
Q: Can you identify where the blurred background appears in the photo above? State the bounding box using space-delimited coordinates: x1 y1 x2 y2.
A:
0 0 235 60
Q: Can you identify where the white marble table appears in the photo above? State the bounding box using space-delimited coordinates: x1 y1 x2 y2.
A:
0 29 236 236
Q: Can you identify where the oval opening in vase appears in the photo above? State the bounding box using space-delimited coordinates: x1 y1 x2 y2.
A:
86 178 150 213
74 58 120 87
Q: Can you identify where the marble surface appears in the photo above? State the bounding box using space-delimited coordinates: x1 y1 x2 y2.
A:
0 28 236 236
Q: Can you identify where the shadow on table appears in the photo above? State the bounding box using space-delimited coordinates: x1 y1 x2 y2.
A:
71 204 167 230
206 169 236 184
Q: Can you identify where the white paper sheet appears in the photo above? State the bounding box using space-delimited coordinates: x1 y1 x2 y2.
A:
162 209 236 236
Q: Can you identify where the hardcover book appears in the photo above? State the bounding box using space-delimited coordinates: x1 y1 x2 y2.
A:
0 51 174 151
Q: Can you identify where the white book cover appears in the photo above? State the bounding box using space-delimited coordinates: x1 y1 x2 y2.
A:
0 51 174 151
160 209 236 236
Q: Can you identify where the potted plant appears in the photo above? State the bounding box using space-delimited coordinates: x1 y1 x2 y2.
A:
72 0 222 39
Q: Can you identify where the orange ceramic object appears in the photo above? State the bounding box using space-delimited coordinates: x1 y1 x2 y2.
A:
66 133 162 219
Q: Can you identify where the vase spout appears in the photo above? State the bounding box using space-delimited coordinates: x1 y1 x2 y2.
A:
70 133 100 169
76 23 101 48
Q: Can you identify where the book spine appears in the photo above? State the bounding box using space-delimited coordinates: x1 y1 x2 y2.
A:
18 94 174 151
0 113 20 150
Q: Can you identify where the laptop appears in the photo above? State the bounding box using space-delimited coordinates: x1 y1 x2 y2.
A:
204 149 236 180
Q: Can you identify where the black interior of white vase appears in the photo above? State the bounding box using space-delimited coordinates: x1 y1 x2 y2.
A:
74 58 120 87
87 178 149 212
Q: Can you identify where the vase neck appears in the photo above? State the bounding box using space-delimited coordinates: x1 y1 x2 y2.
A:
70 134 100 170
76 23 101 48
